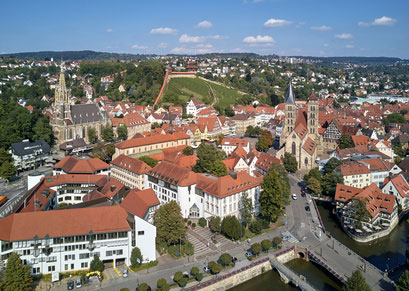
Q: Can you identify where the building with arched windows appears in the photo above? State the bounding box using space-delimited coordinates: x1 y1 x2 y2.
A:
277 83 322 170
49 70 111 145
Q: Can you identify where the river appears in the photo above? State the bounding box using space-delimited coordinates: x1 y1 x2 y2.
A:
231 201 409 290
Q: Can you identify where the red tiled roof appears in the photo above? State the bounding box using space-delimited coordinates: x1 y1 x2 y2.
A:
120 189 159 218
100 178 125 199
53 156 109 174
0 206 130 241
255 152 282 172
111 112 149 127
302 137 317 156
111 154 151 175
116 132 189 149
335 183 395 218
336 161 371 176
386 174 409 198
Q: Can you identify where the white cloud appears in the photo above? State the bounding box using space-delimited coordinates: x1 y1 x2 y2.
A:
196 20 212 29
335 33 353 39
158 42 168 49
131 44 147 49
179 34 226 43
179 34 205 43
359 16 397 27
372 16 396 26
150 27 178 35
106 28 113 33
243 35 275 46
170 43 215 54
264 18 292 27
345 44 354 49
358 21 370 27
311 25 332 31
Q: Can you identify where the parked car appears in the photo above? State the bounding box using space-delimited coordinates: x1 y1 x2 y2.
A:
232 256 238 263
292 193 297 200
67 280 74 290
203 266 210 272
75 278 82 288
123 269 128 278
281 235 291 241
245 251 253 257
305 205 310 212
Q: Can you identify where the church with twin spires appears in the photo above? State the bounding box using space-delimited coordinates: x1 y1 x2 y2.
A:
50 70 111 145
276 83 322 170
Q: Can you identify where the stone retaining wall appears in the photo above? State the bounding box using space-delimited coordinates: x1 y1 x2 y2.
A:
193 258 271 291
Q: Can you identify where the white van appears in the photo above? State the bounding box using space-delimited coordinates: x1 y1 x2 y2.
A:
292 193 297 200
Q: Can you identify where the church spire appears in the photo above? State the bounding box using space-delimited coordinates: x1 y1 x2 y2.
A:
285 82 295 105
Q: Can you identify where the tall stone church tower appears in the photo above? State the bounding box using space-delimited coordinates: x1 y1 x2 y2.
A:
280 83 296 147
307 92 319 137
53 70 73 126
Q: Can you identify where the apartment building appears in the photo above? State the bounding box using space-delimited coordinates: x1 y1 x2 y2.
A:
112 112 151 140
221 138 250 156
111 154 151 190
145 161 262 219
382 174 409 211
336 162 372 188
334 183 398 234
10 140 51 172
0 205 156 275
357 158 401 187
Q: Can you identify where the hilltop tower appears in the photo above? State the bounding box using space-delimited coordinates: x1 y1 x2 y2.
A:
280 82 296 147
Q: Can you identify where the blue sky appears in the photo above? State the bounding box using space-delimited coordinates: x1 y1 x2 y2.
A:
1 0 408 58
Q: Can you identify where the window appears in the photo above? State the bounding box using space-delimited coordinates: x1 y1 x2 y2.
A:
48 266 55 272
106 251 112 256
138 231 145 236
292 142 296 155
81 262 88 268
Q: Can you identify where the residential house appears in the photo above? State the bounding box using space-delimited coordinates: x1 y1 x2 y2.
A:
112 113 151 140
10 140 51 172
335 162 372 188
382 174 409 211
110 154 152 190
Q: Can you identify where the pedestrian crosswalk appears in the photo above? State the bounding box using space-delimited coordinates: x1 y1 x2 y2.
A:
281 231 299 244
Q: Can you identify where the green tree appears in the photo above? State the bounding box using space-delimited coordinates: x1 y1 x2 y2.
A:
261 239 273 252
139 156 158 168
190 266 199 277
219 253 233 266
259 169 286 222
151 122 161 129
173 271 183 282
92 143 115 162
256 136 269 152
386 112 405 124
0 161 17 180
338 134 353 149
396 270 409 291
210 216 221 233
193 143 227 177
198 217 207 227
342 270 371 291
88 127 97 143
154 201 186 245
322 171 344 196
351 199 371 228
1 252 32 291
32 117 54 145
102 126 114 142
224 107 235 117
138 283 150 291
183 146 194 156
117 124 128 141
178 277 188 287
90 254 104 272
251 243 262 256
157 278 168 290
272 237 282 248
249 220 263 235
324 158 342 174
283 152 297 172
0 148 11 164
210 263 223 274
221 215 242 240
271 164 291 204
307 177 322 195
303 168 322 183
195 273 204 281
130 247 143 268
240 191 253 226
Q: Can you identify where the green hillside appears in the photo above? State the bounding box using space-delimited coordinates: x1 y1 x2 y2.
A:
161 77 245 110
